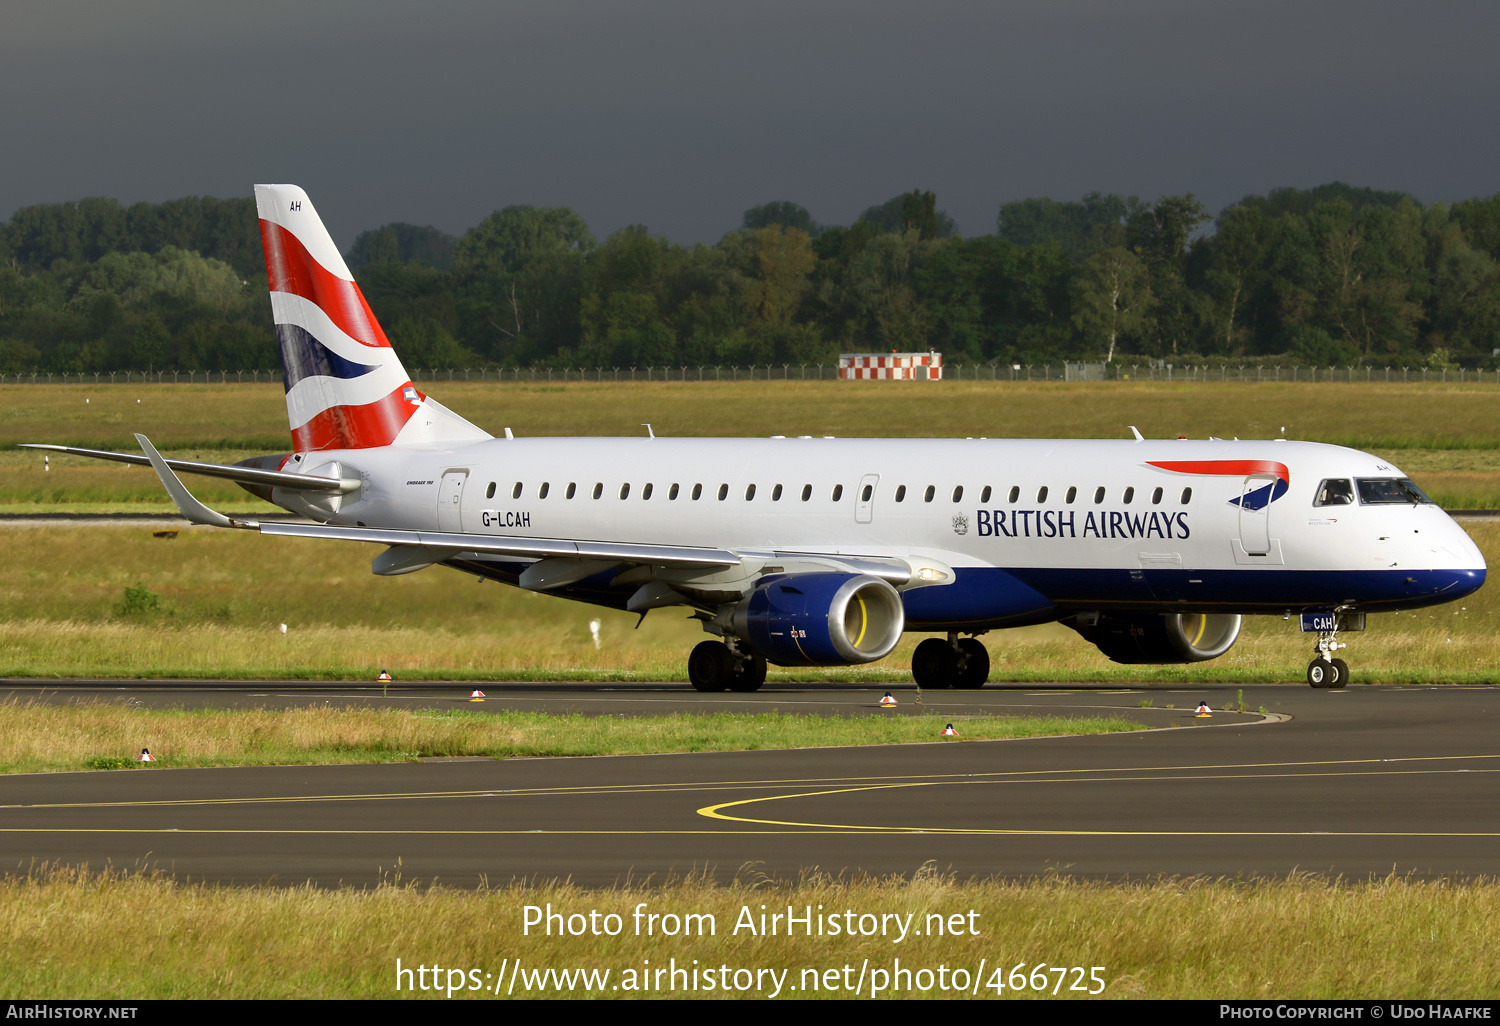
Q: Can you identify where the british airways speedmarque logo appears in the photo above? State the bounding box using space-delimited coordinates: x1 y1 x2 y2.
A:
1146 459 1291 511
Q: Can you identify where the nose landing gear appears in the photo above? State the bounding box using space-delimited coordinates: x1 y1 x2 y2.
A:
1306 610 1357 688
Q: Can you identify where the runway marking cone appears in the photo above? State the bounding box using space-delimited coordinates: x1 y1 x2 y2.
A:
377 671 392 682
879 692 898 707
137 748 154 762
469 689 486 702
1195 701 1213 717
942 723 958 736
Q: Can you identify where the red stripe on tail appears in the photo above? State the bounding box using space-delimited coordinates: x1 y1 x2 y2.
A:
260 219 391 349
292 385 420 451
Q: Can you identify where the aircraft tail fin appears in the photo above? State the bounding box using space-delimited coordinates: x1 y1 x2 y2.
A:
255 184 489 450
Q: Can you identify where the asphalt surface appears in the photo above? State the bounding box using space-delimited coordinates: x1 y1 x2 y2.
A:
0 680 1496 886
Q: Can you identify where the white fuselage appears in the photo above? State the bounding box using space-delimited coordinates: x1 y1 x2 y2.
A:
268 436 1486 628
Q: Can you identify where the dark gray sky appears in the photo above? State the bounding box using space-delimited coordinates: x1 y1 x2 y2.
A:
4 0 1499 248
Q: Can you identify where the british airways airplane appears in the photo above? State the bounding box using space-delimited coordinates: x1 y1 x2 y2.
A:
29 185 1487 691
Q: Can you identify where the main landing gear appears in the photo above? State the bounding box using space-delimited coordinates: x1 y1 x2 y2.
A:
688 639 767 692
911 633 990 689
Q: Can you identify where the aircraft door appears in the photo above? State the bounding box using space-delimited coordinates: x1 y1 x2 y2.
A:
1238 474 1275 556
438 469 468 532
855 474 880 524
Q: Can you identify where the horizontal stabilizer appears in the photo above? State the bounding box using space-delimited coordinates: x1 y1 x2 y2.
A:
20 444 354 494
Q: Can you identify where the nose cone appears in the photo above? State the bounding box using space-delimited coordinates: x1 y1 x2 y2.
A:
1442 517 1488 572
1435 516 1487 601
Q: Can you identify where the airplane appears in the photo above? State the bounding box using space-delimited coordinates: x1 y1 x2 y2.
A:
26 185 1487 692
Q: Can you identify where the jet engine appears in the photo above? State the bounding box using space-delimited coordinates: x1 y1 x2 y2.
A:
727 573 905 666
1068 612 1242 664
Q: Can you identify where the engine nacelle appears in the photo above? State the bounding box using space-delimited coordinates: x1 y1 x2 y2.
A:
729 573 905 667
1068 612 1242 664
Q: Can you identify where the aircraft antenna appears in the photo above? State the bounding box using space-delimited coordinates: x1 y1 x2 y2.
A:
1129 426 1144 441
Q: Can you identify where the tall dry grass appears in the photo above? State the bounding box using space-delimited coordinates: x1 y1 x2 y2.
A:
0 864 1495 998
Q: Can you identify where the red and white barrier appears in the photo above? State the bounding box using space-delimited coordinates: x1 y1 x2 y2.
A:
839 352 943 380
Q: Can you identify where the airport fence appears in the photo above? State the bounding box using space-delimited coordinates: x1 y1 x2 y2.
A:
1 363 1497 385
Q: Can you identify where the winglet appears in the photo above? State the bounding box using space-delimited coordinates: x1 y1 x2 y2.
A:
134 433 250 529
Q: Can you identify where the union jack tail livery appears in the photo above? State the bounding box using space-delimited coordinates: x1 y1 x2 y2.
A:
255 184 488 451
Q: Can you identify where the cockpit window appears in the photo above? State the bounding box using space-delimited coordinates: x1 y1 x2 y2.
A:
1314 479 1354 507
1356 478 1435 505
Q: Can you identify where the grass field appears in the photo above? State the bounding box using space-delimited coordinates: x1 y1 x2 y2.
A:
3 866 1496 998
0 702 1145 773
0 520 1492 683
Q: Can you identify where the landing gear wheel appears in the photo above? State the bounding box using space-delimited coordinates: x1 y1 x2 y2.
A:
689 641 735 692
1329 658 1349 689
728 653 767 692
912 638 956 688
955 638 990 689
1307 659 1342 688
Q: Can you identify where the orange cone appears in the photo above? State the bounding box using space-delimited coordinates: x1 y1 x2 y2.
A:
469 689 486 702
879 692 898 707
137 748 154 762
377 671 392 682
942 723 958 736
1195 701 1212 717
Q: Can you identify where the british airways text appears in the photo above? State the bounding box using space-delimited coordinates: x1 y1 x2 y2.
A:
976 509 1190 540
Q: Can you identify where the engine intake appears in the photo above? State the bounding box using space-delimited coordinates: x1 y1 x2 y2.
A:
1068 612 1242 664
730 573 905 666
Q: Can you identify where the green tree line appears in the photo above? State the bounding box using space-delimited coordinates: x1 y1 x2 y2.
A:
2 183 1499 375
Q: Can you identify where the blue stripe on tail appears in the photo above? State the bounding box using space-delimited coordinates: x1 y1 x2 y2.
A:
277 324 381 393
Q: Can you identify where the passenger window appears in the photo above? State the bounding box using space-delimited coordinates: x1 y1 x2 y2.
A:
952 486 963 502
801 484 812 501
1151 487 1163 505
923 485 935 502
642 483 653 500
538 482 549 499
980 486 991 503
895 485 907 502
1181 487 1192 504
861 484 873 501
1037 486 1048 503
566 482 576 499
619 483 630 500
1315 479 1355 507
746 484 757 501
718 484 729 501
592 483 603 499
832 484 844 501
1123 487 1134 504
772 484 782 501
485 482 496 499
1008 486 1020 503
692 484 703 500
512 482 523 500
1065 486 1077 504
669 483 679 500
1094 487 1105 504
